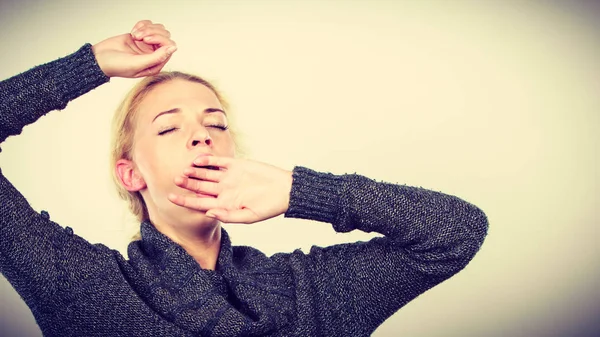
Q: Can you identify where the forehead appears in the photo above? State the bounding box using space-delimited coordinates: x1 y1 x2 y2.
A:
137 79 222 119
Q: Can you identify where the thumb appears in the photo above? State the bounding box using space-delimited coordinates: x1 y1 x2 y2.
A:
134 45 177 73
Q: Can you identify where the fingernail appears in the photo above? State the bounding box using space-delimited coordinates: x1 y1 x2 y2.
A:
193 153 211 164
166 46 177 55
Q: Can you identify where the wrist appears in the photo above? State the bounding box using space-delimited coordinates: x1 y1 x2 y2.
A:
281 169 293 214
57 44 110 102
284 166 343 225
91 43 111 78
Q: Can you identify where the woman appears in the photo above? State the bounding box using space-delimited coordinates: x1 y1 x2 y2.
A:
0 20 488 336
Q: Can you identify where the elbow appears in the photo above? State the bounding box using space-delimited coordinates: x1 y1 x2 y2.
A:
403 206 489 277
455 205 489 267
406 205 489 279
469 206 489 250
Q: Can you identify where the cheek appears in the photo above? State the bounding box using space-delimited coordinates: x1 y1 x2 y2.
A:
213 133 236 156
134 139 172 187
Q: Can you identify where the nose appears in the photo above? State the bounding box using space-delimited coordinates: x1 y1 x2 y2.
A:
191 138 211 147
190 136 211 147
189 130 212 148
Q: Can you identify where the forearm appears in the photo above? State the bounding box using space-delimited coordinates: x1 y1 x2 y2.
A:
284 166 489 334
0 43 109 146
285 166 489 264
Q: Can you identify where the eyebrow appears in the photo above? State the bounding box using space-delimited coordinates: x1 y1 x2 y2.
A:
152 107 227 123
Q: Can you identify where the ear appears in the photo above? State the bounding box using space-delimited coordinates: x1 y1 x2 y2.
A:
116 159 146 192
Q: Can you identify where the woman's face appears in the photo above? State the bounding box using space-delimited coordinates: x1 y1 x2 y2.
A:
128 79 235 233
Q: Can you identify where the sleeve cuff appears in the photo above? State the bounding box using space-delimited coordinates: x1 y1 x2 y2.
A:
53 43 110 103
284 166 352 232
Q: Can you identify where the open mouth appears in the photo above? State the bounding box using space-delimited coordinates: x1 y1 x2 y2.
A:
188 165 221 184
193 165 220 171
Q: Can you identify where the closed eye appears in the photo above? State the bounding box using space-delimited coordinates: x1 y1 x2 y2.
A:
158 127 178 135
207 124 229 131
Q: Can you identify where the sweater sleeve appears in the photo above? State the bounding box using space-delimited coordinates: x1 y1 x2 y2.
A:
0 44 112 311
280 166 489 336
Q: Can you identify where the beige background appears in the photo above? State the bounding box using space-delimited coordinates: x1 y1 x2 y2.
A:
0 0 598 336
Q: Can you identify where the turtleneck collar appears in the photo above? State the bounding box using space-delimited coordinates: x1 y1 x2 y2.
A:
126 221 296 335
139 220 234 274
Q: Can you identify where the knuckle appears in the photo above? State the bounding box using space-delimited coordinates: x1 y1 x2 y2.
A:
135 20 151 29
147 34 162 41
135 27 147 36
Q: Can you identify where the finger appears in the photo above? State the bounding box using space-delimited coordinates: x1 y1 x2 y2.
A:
132 25 171 40
175 176 220 195
168 193 220 211
137 58 170 77
142 34 176 49
206 208 258 224
132 56 170 78
193 155 233 170
184 167 223 182
133 64 161 78
132 45 177 77
131 20 153 34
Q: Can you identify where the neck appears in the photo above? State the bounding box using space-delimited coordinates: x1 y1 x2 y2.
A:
151 216 223 271
177 224 222 270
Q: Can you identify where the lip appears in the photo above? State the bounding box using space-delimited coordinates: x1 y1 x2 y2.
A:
191 164 220 171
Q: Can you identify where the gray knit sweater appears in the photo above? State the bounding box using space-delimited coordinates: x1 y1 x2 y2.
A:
0 44 488 337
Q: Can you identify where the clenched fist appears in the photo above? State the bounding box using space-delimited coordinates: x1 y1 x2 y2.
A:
92 20 177 78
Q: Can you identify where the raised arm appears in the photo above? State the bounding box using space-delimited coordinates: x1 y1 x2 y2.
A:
0 20 177 314
280 166 489 336
0 21 177 145
0 45 108 145
166 151 488 335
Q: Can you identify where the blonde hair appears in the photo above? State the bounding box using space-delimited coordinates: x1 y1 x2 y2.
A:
110 72 238 241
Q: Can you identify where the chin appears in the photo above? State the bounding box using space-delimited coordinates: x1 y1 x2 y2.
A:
179 207 219 226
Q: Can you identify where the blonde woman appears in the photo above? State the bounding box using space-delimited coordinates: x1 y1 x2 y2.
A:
0 20 488 336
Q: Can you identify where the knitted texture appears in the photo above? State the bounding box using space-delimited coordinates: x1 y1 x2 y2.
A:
0 44 489 336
